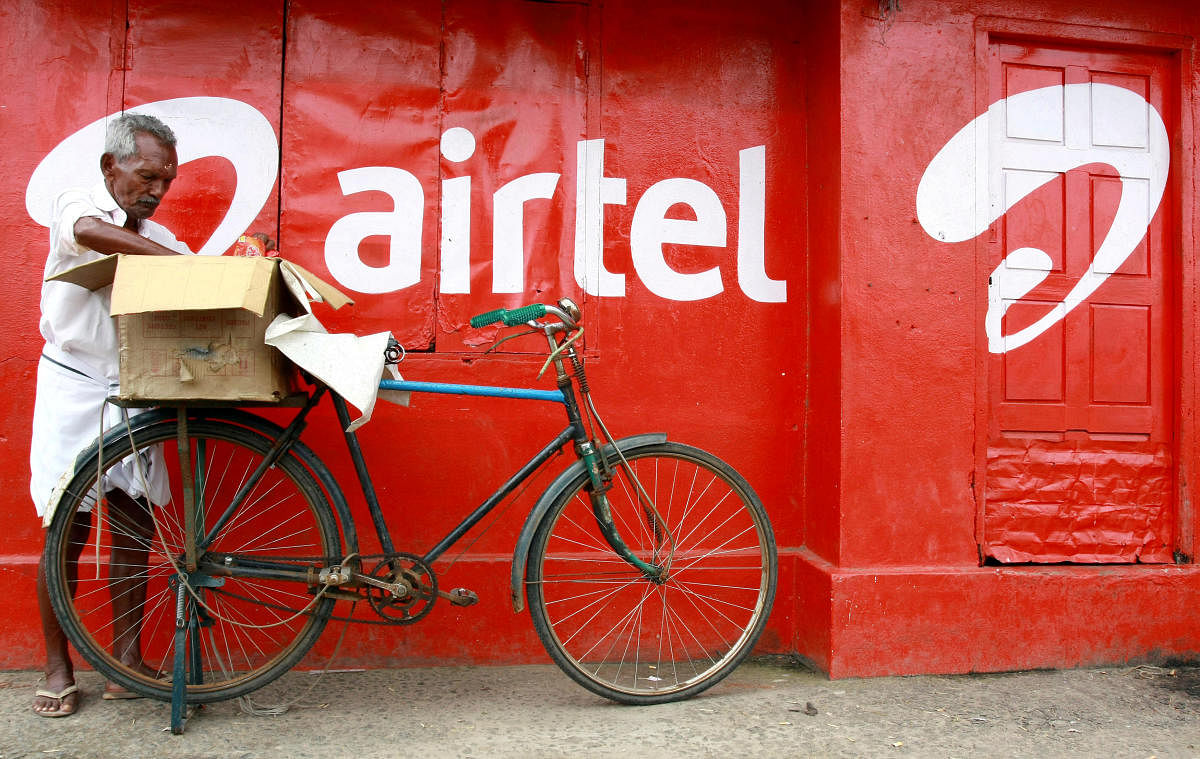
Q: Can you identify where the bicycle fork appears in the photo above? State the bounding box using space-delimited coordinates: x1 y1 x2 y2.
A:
576 438 670 583
550 333 672 583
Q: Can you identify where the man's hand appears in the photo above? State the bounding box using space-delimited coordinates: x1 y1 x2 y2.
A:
231 232 279 257
248 232 277 252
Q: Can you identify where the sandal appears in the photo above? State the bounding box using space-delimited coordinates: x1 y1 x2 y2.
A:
33 683 79 717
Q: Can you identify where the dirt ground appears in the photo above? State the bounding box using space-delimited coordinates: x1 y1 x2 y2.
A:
0 659 1197 758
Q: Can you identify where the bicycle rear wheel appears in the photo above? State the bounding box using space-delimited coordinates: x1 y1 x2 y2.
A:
526 441 776 704
43 412 341 704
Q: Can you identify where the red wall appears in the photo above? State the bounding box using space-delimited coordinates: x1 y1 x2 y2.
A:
2 0 805 668
807 1 1200 676
3 0 1199 677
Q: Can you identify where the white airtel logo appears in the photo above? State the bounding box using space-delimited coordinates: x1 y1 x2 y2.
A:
25 97 278 258
917 83 1169 353
26 97 786 304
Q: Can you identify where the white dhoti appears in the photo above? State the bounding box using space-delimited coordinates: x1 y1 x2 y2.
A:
30 349 170 522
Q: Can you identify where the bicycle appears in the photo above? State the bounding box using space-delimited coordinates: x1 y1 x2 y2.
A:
42 297 777 714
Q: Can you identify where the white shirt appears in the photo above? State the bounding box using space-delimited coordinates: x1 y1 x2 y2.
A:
41 182 192 380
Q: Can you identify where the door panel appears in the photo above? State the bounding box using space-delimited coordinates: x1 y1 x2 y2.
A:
983 41 1176 564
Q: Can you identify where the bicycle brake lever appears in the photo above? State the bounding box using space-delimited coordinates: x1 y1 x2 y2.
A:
484 328 539 354
536 327 584 379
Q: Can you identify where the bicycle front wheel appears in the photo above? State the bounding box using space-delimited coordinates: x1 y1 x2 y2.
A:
43 412 341 704
526 441 777 704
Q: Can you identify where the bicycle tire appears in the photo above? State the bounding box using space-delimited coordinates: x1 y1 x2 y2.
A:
525 441 777 704
43 411 342 704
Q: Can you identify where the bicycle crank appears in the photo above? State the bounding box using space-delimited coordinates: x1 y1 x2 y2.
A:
316 553 479 622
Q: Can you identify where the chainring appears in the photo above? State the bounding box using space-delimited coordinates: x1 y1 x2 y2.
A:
365 552 437 624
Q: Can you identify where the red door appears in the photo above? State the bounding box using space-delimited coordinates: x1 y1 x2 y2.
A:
982 41 1176 563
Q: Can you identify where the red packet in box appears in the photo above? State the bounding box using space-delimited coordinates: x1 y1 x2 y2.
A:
231 234 279 257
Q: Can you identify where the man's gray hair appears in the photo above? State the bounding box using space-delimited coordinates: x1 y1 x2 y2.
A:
104 113 177 162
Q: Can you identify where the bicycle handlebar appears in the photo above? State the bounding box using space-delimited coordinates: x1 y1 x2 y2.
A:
470 304 549 328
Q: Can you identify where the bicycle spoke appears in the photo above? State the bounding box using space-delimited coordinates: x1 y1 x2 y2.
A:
44 414 339 704
529 444 775 704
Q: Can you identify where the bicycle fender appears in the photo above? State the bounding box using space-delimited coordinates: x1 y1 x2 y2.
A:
510 432 668 612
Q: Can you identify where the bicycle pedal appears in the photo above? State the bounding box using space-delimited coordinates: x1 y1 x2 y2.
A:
442 587 479 607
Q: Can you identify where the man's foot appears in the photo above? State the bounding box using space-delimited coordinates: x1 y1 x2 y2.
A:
33 682 79 717
102 682 145 700
103 661 162 700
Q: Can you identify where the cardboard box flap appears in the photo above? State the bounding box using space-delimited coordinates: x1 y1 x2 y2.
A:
47 254 352 316
280 260 353 310
111 255 276 316
46 253 120 292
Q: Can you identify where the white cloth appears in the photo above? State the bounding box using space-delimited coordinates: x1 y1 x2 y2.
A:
40 182 192 379
264 313 409 432
266 261 409 430
31 182 190 517
31 352 169 520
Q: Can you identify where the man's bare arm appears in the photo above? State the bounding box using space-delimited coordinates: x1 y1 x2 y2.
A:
73 217 182 256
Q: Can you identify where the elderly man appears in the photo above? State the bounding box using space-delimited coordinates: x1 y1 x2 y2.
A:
31 113 193 716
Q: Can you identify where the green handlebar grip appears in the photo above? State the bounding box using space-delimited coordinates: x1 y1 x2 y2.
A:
469 304 548 328
501 304 547 326
470 308 507 328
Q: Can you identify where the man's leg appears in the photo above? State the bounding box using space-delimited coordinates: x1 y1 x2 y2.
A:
105 489 157 693
34 513 92 716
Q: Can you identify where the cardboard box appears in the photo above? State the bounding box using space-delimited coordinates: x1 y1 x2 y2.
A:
49 254 350 403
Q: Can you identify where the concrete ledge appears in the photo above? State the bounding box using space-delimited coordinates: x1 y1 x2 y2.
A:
793 548 1200 678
